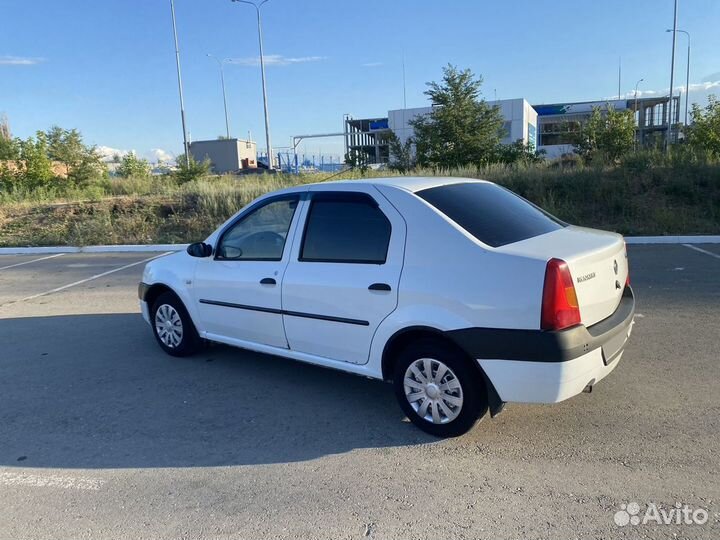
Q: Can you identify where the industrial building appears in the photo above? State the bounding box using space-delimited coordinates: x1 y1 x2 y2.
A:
344 99 538 166
535 96 680 158
189 138 258 174
342 95 679 165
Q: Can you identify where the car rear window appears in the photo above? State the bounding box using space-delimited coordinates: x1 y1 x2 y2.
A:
416 182 565 247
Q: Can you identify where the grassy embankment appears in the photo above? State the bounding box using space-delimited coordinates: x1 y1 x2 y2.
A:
1 159 719 246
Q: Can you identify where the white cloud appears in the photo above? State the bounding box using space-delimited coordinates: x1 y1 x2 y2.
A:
0 55 44 66
227 54 326 67
96 146 132 162
616 80 720 100
150 148 174 163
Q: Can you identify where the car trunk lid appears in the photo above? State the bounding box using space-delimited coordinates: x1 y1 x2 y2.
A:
496 226 628 327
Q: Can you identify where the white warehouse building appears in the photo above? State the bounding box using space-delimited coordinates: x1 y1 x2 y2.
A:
344 98 538 165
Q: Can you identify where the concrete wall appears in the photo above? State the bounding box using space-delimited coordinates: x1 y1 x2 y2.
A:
189 139 257 173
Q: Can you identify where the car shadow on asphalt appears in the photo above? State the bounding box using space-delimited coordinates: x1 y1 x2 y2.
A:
0 313 436 469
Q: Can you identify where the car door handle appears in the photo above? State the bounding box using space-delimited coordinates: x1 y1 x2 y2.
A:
368 283 391 291
260 277 276 285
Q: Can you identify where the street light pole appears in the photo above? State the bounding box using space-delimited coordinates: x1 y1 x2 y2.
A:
634 78 644 150
232 0 273 169
666 0 679 151
170 0 190 167
207 54 231 139
667 29 691 127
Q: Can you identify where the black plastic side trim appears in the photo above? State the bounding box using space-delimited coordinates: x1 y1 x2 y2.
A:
138 282 150 301
198 299 370 326
447 286 635 363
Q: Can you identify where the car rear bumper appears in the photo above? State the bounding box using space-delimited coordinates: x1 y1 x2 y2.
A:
448 286 635 403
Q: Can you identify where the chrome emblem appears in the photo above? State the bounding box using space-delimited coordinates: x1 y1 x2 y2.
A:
613 260 618 275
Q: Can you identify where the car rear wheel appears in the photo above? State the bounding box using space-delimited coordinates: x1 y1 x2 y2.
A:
393 339 487 437
151 291 201 357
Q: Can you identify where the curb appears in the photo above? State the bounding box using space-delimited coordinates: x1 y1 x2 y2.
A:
624 236 720 245
0 237 719 255
0 244 188 255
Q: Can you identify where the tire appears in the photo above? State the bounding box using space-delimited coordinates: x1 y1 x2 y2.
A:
393 339 487 437
151 291 202 357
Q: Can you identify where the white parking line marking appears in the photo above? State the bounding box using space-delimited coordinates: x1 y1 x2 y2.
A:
683 243 720 260
0 253 65 271
0 252 170 307
0 471 104 491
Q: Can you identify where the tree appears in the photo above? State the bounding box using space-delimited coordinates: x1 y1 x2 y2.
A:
344 149 370 173
117 152 151 178
387 132 415 172
574 105 635 162
0 135 20 161
17 135 54 189
411 64 504 168
685 95 720 159
174 154 210 183
44 126 105 185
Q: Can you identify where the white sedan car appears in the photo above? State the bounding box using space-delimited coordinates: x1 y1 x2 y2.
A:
139 177 634 437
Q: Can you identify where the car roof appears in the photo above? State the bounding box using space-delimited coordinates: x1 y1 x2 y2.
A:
274 176 490 196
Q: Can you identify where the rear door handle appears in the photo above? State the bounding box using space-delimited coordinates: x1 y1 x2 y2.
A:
368 283 391 291
260 277 276 285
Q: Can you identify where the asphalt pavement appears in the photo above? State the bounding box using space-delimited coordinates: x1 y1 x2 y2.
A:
0 245 718 539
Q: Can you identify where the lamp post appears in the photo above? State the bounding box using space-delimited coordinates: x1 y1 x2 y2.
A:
667 28 690 126
169 0 189 167
634 78 644 150
207 54 231 139
666 0 679 150
231 0 273 168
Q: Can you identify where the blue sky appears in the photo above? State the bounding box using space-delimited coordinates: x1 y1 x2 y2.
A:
2 0 719 162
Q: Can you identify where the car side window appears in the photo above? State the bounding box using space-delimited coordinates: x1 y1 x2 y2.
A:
216 196 299 261
300 192 391 264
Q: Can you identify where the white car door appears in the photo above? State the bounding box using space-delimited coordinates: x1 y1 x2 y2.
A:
192 194 303 348
281 186 406 364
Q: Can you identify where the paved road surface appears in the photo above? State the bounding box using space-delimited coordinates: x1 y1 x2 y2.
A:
0 246 718 539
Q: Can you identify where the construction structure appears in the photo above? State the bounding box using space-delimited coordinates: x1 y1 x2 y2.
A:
189 138 258 174
535 96 681 158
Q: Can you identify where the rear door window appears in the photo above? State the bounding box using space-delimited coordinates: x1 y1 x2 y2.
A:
417 182 565 247
300 192 391 264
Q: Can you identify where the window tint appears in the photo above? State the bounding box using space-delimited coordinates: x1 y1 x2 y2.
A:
417 182 565 247
216 197 298 260
300 193 391 263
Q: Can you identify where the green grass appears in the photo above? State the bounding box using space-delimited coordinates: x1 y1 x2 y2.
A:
1 161 719 247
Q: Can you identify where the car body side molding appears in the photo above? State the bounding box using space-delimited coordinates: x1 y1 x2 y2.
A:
198 298 370 326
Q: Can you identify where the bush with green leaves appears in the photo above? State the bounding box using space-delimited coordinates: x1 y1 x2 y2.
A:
117 152 151 178
0 126 105 193
574 105 636 162
174 154 211 184
387 132 415 172
685 95 720 159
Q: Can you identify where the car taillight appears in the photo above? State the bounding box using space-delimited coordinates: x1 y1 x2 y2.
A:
541 258 581 331
624 240 630 287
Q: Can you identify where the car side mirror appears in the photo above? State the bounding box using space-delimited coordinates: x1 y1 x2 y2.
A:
186 242 213 258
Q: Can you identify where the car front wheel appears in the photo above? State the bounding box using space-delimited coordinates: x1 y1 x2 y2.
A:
151 291 201 357
393 339 487 437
